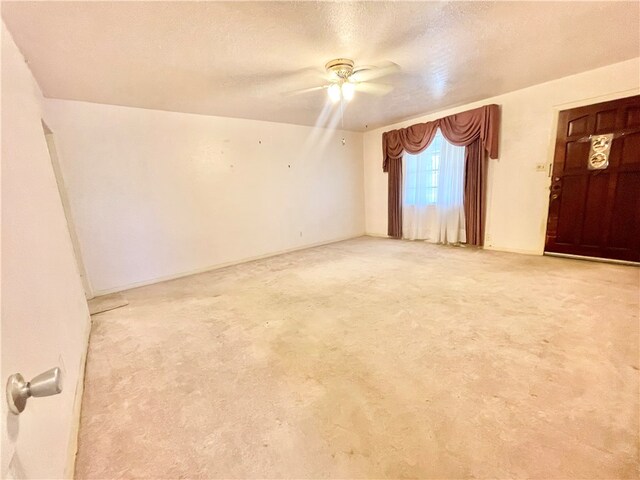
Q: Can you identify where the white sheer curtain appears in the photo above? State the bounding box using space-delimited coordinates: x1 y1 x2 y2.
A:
403 130 466 244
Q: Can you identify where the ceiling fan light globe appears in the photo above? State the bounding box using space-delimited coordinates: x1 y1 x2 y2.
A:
328 84 341 103
341 82 355 101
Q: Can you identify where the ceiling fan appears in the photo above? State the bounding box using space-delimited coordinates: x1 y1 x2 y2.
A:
288 58 399 102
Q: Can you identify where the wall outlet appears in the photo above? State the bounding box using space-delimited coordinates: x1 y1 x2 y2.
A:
535 163 547 172
485 232 493 246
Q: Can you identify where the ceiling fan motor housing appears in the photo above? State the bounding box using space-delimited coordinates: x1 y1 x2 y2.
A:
325 58 355 79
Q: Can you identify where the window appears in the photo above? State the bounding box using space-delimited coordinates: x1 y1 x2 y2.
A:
402 129 466 243
403 131 444 206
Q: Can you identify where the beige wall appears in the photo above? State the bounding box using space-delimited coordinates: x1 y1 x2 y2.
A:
363 58 640 254
1 23 90 479
43 100 365 295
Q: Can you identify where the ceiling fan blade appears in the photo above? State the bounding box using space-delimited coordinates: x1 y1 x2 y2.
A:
355 82 394 96
351 62 400 83
283 85 327 97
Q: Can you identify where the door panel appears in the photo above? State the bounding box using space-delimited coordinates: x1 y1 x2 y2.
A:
625 105 640 127
581 174 609 247
565 141 591 170
545 95 640 262
555 176 586 244
567 115 590 136
595 109 617 133
607 172 640 250
620 132 640 168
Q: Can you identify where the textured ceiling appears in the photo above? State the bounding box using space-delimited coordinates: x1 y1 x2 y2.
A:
2 1 639 131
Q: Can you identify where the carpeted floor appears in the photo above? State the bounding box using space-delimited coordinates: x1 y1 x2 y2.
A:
75 237 639 479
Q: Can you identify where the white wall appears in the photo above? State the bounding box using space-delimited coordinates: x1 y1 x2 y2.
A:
1 23 90 479
363 58 640 254
44 100 365 295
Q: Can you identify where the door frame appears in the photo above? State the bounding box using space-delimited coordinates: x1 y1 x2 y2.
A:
41 120 94 298
539 88 640 256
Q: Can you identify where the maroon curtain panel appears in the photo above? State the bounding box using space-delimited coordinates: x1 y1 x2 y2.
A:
387 157 403 238
382 104 500 245
463 140 487 246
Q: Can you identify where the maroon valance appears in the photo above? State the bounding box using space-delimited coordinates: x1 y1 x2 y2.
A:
382 104 500 172
382 104 500 244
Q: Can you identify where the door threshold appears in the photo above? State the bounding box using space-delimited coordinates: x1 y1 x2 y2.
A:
544 252 639 266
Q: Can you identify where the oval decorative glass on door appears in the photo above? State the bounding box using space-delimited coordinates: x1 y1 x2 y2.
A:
587 133 613 170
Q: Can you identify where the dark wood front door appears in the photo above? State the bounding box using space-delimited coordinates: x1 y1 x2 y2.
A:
545 95 640 262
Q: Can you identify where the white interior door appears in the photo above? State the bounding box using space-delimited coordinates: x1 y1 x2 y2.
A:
2 22 91 479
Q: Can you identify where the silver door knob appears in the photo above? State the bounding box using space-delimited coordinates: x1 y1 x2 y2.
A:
6 367 63 415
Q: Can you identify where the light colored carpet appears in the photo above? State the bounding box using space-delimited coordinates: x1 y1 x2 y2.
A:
75 237 639 479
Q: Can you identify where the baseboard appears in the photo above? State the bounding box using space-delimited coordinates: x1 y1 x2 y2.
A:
484 245 542 256
92 233 366 296
364 232 389 238
364 235 544 257
63 314 92 479
544 251 639 266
